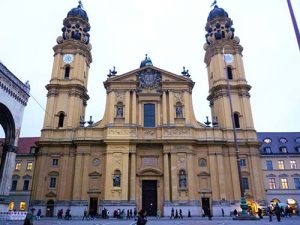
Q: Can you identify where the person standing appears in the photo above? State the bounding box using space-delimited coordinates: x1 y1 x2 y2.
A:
82 208 89 220
156 208 160 219
274 203 281 222
221 208 224 217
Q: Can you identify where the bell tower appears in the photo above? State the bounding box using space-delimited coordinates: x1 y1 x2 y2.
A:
43 2 92 129
204 5 254 130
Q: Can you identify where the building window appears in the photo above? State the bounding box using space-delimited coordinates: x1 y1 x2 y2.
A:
268 178 276 189
233 112 240 128
198 158 207 167
11 180 17 191
294 178 300 189
290 160 297 169
242 177 249 190
227 66 233 80
266 160 273 170
49 177 57 188
264 147 272 153
113 170 121 187
19 202 26 211
280 178 288 189
26 162 33 171
175 103 183 118
23 180 29 191
116 102 124 118
240 159 246 167
264 138 272 144
64 66 70 79
52 159 59 166
58 112 65 127
178 170 187 189
278 160 285 170
144 103 155 128
295 146 300 152
279 146 288 153
8 202 14 211
15 162 21 170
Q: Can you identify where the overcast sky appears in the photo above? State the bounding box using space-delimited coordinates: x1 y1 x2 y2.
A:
0 0 299 138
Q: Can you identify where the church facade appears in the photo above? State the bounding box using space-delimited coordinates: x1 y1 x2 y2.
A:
31 3 265 216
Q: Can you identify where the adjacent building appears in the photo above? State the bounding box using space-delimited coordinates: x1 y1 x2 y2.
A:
29 3 265 217
258 132 300 213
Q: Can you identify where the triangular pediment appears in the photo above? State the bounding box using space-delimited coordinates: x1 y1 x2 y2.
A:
104 66 194 90
45 191 57 197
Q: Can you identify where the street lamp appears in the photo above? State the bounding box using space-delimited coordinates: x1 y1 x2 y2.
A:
223 50 249 216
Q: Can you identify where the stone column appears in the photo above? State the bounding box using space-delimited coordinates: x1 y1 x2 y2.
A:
132 91 137 124
125 91 130 124
162 91 167 124
163 153 170 201
72 153 83 200
0 144 17 196
187 152 196 200
130 153 136 200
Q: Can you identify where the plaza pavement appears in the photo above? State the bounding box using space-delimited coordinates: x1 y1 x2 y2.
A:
0 216 300 225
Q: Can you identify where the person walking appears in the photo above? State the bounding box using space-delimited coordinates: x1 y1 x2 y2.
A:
221 208 224 217
36 209 41 221
274 203 281 222
24 209 34 225
82 208 89 220
137 209 147 225
170 207 175 219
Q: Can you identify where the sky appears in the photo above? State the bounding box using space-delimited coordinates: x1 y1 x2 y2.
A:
0 0 300 138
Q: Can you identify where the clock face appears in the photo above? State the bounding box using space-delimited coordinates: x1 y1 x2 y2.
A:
63 54 74 64
224 54 234 64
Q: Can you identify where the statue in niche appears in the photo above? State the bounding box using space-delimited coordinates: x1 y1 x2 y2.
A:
116 105 123 118
113 174 121 187
179 170 187 189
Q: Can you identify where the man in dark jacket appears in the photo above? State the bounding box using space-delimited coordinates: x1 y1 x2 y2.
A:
137 209 147 225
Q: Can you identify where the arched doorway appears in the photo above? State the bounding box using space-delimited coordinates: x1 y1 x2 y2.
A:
46 200 55 217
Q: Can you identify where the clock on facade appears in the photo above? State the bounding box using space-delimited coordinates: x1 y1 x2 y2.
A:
63 54 74 64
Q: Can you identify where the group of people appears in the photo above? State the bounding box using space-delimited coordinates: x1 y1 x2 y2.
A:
57 208 71 220
269 203 294 222
169 207 188 219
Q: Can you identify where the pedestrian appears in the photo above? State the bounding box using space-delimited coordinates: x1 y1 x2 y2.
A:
170 207 175 219
207 208 212 220
137 209 147 225
188 209 191 217
82 208 89 220
233 209 238 217
274 203 281 222
24 209 34 225
258 208 263 219
134 208 137 220
267 206 273 222
156 208 160 219
175 209 178 219
201 207 205 217
36 209 41 220
130 209 133 219
179 209 183 219
221 208 224 217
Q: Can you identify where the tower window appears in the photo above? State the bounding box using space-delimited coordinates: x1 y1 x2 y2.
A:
227 67 233 80
58 112 65 128
144 103 155 127
64 66 70 79
233 112 240 128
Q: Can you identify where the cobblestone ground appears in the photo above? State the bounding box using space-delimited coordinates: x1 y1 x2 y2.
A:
1 216 300 225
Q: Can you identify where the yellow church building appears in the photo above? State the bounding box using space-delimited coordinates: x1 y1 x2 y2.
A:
31 3 265 217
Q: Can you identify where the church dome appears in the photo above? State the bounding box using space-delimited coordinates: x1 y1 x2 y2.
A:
140 55 153 68
67 5 89 22
207 5 228 21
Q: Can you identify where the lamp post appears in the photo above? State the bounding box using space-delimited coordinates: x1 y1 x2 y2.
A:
223 51 248 216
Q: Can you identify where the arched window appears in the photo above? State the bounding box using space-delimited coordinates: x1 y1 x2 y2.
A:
178 169 187 189
175 103 183 118
58 112 65 128
113 170 121 187
227 66 233 80
234 112 240 128
116 102 124 118
64 66 70 79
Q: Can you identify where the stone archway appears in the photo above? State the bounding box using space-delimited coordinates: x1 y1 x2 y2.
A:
0 103 16 198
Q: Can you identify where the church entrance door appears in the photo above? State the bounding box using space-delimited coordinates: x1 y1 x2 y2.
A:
89 197 98 217
142 180 157 216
